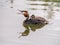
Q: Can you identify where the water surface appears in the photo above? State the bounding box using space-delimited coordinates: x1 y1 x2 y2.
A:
0 0 60 45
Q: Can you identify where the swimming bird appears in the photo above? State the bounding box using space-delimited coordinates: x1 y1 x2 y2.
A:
18 9 48 24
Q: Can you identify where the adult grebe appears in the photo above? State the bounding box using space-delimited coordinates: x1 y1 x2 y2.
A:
18 10 48 24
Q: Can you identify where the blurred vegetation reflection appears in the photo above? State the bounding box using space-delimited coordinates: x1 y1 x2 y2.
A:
27 0 60 2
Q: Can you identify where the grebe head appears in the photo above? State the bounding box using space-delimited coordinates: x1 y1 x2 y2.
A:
31 15 35 18
30 15 35 20
18 10 29 17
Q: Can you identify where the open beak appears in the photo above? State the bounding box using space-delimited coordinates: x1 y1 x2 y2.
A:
17 9 22 14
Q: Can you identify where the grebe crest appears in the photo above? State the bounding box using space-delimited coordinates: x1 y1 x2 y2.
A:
20 10 29 17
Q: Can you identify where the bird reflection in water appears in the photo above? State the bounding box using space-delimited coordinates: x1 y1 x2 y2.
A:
19 23 46 38
17 9 48 38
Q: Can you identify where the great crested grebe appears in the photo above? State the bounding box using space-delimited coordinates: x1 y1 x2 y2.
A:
18 10 48 24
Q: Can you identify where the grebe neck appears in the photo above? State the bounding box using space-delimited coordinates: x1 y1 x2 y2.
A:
25 16 29 21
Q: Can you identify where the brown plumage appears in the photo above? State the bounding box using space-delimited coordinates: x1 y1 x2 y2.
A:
18 10 48 24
